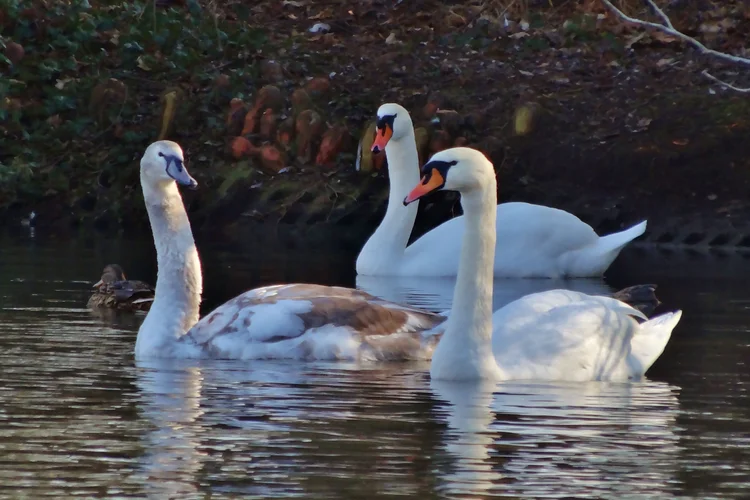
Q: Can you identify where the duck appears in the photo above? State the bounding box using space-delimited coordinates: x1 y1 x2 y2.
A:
356 103 647 278
403 147 682 381
134 140 445 360
87 264 155 312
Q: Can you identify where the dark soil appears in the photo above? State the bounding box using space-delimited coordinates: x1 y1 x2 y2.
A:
3 0 750 249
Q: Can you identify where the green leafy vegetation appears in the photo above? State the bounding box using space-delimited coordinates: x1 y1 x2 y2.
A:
0 0 266 214
1 0 748 236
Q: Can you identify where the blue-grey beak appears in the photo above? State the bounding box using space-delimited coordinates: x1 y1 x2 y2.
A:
164 155 198 190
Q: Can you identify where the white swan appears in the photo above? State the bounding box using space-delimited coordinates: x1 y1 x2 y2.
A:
135 140 446 360
357 103 647 278
403 147 682 382
135 140 677 374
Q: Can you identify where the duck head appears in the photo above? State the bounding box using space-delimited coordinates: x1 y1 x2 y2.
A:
93 264 126 289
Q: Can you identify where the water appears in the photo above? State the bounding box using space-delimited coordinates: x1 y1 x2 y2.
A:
1 231 750 499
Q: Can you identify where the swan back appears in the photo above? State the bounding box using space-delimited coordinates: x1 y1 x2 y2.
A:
489 289 680 381
183 284 447 361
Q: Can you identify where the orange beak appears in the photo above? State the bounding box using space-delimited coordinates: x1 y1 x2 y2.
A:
371 125 393 153
403 168 445 205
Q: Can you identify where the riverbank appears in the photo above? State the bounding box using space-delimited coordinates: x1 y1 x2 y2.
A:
2 0 749 249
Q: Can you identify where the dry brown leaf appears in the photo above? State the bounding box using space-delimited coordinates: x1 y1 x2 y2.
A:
356 121 378 173
241 108 259 136
316 124 349 167
650 30 680 44
136 55 151 71
257 145 286 172
4 41 24 64
625 32 646 48
656 58 674 67
226 98 247 131
514 105 536 136
259 109 277 139
230 136 255 159
277 117 295 148
414 127 429 167
310 7 334 20
46 114 62 128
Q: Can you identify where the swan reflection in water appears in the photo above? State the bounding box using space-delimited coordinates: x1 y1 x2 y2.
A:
356 275 614 312
133 360 436 498
133 360 206 498
134 360 681 499
430 379 682 498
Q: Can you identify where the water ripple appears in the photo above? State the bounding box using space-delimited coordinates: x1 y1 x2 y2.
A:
1 239 750 498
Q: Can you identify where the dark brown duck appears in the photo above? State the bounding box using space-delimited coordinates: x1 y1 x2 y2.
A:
87 264 155 312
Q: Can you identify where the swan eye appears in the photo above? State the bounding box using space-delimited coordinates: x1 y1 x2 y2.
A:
421 159 457 177
376 113 397 134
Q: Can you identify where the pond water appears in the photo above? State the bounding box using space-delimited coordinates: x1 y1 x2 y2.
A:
1 230 749 499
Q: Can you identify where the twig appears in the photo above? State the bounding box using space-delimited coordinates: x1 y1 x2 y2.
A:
600 0 750 92
646 0 673 29
701 70 750 93
91 86 130 141
208 0 223 52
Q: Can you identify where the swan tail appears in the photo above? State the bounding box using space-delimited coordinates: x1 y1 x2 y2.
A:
564 220 647 277
598 220 647 253
631 309 682 373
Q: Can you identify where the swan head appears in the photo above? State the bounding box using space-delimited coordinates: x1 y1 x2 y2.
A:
371 103 413 153
140 140 198 190
403 147 493 205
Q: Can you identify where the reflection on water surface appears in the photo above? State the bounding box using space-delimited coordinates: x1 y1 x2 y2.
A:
1 233 749 498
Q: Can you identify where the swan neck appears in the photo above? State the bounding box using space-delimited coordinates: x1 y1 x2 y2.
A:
136 179 203 357
429 179 498 380
449 184 497 341
357 128 420 273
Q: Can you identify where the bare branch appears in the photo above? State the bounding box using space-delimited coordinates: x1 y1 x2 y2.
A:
600 0 750 67
645 0 673 29
701 70 750 93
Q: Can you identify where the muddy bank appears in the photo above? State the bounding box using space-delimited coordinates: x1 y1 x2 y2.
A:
8 91 750 252
3 0 750 249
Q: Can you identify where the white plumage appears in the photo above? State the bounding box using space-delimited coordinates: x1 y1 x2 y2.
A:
134 141 445 361
356 103 646 278
134 140 680 383
404 147 681 382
